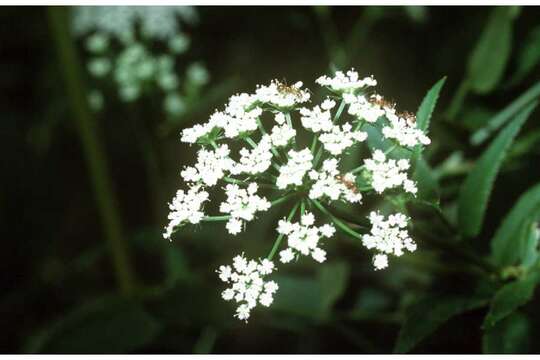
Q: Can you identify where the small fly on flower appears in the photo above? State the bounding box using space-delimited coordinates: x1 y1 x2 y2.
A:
336 174 359 194
369 94 396 110
275 78 309 99
399 110 417 124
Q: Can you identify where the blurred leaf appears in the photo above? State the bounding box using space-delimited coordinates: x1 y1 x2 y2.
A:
521 222 540 269
272 274 324 320
483 312 530 354
470 81 540 145
24 295 160 353
192 326 218 354
318 261 350 311
467 7 518 94
458 103 536 238
490 182 540 267
460 105 494 131
509 26 540 85
394 294 488 353
413 155 440 204
483 271 540 329
403 6 428 24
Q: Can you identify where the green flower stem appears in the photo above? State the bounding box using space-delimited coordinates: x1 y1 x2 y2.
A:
271 192 297 207
334 99 346 121
311 200 363 241
202 215 232 222
285 113 298 150
384 144 398 155
48 7 135 295
223 176 277 190
267 202 300 260
350 165 365 175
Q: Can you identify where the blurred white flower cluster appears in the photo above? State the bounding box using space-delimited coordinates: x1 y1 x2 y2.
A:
72 6 209 117
165 69 430 321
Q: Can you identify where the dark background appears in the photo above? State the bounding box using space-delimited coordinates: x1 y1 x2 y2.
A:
1 6 540 354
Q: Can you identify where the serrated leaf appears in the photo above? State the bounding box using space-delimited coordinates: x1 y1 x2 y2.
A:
24 295 160 353
416 77 446 134
394 294 488 353
470 81 540 145
458 103 537 238
483 312 529 354
413 155 440 204
467 7 518 94
483 271 540 329
318 261 349 311
490 182 540 267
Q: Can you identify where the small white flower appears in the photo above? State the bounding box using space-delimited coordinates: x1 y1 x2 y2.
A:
308 158 362 204
277 212 335 263
163 185 209 239
181 145 235 187
217 254 279 322
363 212 416 270
270 123 296 147
382 108 431 147
364 150 417 195
276 148 314 189
220 183 271 234
316 69 376 93
232 135 274 175
318 122 367 156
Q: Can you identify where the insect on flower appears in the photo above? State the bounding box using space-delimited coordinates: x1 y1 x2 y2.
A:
165 68 430 321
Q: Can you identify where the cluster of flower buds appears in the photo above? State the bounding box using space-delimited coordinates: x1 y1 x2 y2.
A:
165 69 429 321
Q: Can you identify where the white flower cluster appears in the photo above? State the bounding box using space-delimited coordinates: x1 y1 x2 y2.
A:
217 254 278 322
316 69 377 93
309 159 362 203
181 145 234 187
163 185 209 239
278 212 336 264
220 183 271 234
362 212 416 270
166 69 432 321
276 149 314 189
364 150 417 195
382 108 431 147
72 6 208 117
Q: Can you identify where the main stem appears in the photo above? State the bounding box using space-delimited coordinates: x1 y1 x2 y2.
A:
48 7 135 295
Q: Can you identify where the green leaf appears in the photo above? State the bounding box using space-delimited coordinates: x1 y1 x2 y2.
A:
490 182 540 267
470 81 540 145
413 155 440 204
509 26 540 85
394 294 488 353
458 103 537 238
24 295 160 353
271 275 324 320
483 312 530 354
416 77 446 134
318 261 350 311
467 7 518 94
483 271 540 329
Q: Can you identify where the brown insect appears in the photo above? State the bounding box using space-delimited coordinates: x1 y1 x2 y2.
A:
399 110 417 124
336 174 359 194
369 94 396 110
275 78 305 98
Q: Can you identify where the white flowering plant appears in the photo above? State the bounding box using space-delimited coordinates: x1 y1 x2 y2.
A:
72 6 209 118
163 68 435 322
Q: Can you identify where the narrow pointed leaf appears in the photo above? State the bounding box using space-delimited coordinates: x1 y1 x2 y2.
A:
458 103 537 238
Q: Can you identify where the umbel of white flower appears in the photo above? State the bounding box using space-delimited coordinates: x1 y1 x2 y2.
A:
165 69 430 321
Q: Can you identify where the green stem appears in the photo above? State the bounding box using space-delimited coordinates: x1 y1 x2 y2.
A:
267 202 300 260
48 7 135 295
311 200 363 240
